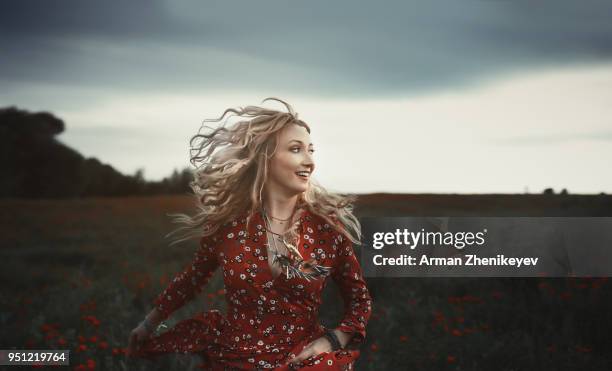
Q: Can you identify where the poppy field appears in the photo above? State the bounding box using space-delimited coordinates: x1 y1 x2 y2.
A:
1 194 611 370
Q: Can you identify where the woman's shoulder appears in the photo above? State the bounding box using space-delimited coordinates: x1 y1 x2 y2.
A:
201 212 250 242
301 208 347 240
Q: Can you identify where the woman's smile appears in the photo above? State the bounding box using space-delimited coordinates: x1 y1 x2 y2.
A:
296 170 310 180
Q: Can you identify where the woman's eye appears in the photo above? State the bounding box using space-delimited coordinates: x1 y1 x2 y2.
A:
308 149 315 154
290 147 300 153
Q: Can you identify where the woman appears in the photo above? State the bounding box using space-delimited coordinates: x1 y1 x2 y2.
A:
127 98 372 370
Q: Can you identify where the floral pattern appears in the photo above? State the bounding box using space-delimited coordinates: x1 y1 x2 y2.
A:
132 209 371 370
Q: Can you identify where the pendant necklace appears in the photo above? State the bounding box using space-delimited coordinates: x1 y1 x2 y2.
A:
262 208 331 281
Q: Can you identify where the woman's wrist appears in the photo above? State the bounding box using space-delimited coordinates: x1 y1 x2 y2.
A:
332 329 352 348
141 309 163 333
323 329 342 351
144 316 160 331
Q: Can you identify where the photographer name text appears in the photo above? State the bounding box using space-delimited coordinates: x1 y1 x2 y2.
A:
372 254 539 267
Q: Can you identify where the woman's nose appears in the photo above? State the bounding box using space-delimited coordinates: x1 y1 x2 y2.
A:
302 152 315 168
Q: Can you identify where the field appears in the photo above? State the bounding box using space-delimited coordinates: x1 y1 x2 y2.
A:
1 194 611 370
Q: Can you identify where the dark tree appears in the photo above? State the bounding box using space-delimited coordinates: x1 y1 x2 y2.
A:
1 107 145 198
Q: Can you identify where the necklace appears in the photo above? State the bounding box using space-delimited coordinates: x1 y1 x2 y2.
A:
262 208 303 259
265 204 297 224
267 214 292 223
262 208 331 281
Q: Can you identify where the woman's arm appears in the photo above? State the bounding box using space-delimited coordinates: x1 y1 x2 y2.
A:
289 233 371 365
153 234 220 321
128 233 221 356
332 329 352 348
142 307 163 329
330 233 372 346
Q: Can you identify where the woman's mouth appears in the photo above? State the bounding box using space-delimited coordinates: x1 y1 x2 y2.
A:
295 171 310 180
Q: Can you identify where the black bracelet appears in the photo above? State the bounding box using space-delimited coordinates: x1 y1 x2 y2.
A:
324 329 342 351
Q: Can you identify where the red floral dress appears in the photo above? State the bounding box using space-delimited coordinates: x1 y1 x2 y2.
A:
132 209 372 370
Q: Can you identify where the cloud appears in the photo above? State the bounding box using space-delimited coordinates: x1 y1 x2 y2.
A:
2 0 612 96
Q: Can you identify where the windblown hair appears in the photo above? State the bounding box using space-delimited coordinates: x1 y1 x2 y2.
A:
167 97 361 246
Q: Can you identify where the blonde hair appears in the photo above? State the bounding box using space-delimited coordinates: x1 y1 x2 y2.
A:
167 97 361 246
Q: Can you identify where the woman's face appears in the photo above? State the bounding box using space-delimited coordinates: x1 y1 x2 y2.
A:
266 123 315 197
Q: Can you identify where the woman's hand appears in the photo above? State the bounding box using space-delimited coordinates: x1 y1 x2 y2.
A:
289 336 332 366
126 322 152 357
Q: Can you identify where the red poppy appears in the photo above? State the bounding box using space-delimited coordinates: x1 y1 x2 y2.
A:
40 323 59 333
89 336 98 343
45 332 58 341
451 329 463 337
370 343 379 352
76 344 88 352
57 337 67 346
112 347 128 356
98 341 109 349
447 355 456 363
82 315 101 327
86 359 96 369
399 335 408 342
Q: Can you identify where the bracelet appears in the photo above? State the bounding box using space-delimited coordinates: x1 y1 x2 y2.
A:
323 329 342 351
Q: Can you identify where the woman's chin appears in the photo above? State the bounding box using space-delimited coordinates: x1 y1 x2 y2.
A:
285 184 308 195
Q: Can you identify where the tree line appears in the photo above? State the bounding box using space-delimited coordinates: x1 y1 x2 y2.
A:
1 106 193 198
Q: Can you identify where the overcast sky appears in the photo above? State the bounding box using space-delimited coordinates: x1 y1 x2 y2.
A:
2 1 612 193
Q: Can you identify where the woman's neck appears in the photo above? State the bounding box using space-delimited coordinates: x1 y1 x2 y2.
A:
262 193 298 220
263 187 299 220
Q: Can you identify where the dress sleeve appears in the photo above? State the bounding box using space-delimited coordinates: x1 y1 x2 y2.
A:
331 232 372 345
153 234 220 320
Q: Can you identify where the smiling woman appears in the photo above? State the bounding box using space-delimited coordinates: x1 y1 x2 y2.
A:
126 98 372 370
